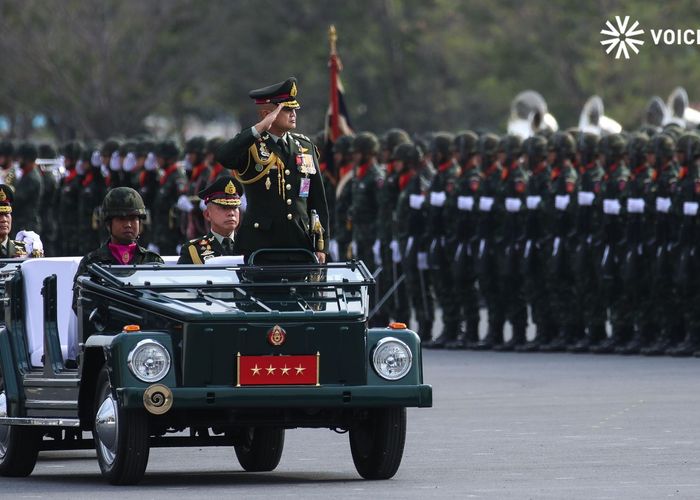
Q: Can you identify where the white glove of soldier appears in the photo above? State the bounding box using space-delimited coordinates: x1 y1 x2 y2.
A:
177 194 194 213
175 244 182 255
15 230 43 255
199 199 207 212
13 164 23 182
100 164 109 178
91 150 101 168
372 239 382 266
390 239 401 263
328 239 339 262
122 152 137 172
144 152 158 171
147 243 160 254
109 151 122 171
183 158 193 172
75 160 87 176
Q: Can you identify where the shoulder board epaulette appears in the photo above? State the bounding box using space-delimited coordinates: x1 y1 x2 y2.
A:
291 132 311 142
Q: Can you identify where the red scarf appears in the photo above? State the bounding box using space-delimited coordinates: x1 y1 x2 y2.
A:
108 242 137 264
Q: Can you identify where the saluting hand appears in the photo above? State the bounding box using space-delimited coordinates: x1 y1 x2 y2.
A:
254 103 285 135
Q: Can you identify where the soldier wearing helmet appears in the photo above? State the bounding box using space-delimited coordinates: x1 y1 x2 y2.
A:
664 132 700 356
567 133 605 353
516 135 556 351
350 132 386 325
587 134 632 354
614 132 656 354
640 133 684 355
72 187 163 311
493 134 529 351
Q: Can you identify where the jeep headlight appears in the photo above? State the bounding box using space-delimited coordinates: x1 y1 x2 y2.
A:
127 339 171 383
372 337 412 381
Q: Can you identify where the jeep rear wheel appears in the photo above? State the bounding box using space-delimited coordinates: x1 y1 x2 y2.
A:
0 388 40 477
349 407 406 480
234 427 285 472
93 367 150 485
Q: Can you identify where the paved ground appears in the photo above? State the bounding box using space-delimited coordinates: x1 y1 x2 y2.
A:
2 350 700 499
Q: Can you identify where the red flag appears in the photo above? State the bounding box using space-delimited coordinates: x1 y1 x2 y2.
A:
237 354 319 386
326 26 354 144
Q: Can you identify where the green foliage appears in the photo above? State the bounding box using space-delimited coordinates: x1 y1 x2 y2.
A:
1 0 700 140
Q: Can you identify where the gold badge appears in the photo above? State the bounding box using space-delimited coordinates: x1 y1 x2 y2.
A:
225 180 237 195
0 189 6 202
265 176 272 190
122 251 130 262
267 325 286 346
290 82 297 97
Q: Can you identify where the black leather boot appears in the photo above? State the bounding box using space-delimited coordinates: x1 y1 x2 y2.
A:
494 324 527 351
473 322 504 350
425 322 458 349
539 325 575 352
590 325 632 354
615 325 654 354
418 321 434 345
569 324 607 353
516 323 555 352
666 329 700 356
642 327 681 356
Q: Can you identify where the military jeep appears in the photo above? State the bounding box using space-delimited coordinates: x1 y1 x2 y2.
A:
0 254 431 484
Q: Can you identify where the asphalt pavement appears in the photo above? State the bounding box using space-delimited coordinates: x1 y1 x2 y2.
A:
2 350 699 499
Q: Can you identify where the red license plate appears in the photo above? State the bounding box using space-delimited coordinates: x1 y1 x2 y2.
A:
237 353 319 386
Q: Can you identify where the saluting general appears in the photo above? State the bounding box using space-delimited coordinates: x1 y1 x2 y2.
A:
216 77 329 263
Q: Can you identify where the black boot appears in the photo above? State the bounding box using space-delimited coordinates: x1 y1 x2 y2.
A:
666 329 700 357
446 324 468 350
539 325 575 352
463 318 480 348
516 323 555 352
641 327 681 356
590 326 632 354
494 324 527 351
425 322 458 349
569 324 607 353
615 325 654 354
418 321 434 345
473 322 504 350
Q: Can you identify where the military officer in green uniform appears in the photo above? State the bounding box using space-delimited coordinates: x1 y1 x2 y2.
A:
216 77 328 263
73 187 163 312
0 184 44 258
178 176 242 264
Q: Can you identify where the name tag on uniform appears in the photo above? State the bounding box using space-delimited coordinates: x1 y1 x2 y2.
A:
298 154 316 174
299 177 311 198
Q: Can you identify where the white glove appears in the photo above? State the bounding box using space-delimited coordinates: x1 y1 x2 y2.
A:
409 194 425 210
505 197 522 213
100 164 109 177
656 197 671 214
183 158 193 172
430 191 446 207
144 152 158 171
74 160 87 176
177 194 194 213
603 199 621 215
122 152 137 172
683 201 699 216
479 196 494 212
199 199 207 212
417 251 429 270
91 150 101 167
526 195 542 210
240 194 248 211
109 151 122 171
147 243 160 254
175 244 182 255
390 239 401 263
555 194 570 211
14 164 23 182
578 191 595 206
457 196 474 211
15 230 43 254
329 239 339 262
627 198 645 214
372 239 382 266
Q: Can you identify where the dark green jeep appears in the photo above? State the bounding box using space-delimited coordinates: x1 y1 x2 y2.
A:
0 255 431 484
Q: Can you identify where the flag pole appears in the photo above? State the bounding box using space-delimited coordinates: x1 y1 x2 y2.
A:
328 25 341 142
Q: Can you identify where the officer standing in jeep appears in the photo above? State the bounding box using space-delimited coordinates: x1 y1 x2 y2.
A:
216 77 329 263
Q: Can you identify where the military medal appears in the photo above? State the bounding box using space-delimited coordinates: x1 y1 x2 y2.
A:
259 141 270 158
299 177 311 198
255 164 264 172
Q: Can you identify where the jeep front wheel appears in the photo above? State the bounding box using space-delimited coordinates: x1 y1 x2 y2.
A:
234 426 285 472
349 407 406 480
93 367 150 485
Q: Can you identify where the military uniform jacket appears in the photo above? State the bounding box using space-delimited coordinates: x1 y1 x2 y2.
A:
78 167 108 253
395 167 434 250
600 162 631 245
72 242 163 311
12 165 43 237
350 162 383 243
217 127 329 257
676 163 700 245
501 162 529 244
177 233 230 264
575 162 605 239
653 162 682 244
377 164 403 243
151 163 187 250
524 164 552 242
334 165 354 246
475 163 505 241
548 162 578 238
426 160 460 243
0 239 41 258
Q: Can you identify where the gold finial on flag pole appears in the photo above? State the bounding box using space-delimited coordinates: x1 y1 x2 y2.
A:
329 25 337 55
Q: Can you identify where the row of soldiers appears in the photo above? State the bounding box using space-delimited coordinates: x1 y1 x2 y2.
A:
0 136 234 257
327 125 700 357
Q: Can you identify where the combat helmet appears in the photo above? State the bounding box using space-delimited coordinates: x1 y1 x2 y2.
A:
102 187 147 221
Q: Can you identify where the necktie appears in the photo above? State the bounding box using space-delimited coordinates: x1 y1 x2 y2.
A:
221 237 234 256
